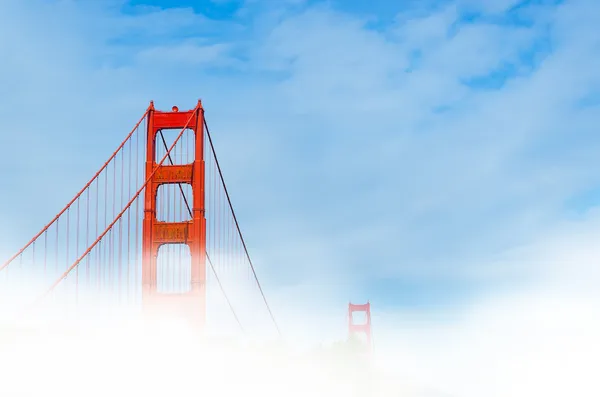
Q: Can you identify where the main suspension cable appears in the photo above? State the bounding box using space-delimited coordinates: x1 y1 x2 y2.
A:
204 118 281 337
157 130 244 333
0 108 151 273
35 105 199 302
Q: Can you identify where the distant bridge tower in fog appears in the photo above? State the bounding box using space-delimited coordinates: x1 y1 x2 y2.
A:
348 301 373 353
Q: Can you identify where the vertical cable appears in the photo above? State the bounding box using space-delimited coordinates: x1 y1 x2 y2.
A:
44 230 48 280
135 123 140 299
76 198 80 301
212 147 216 279
97 240 102 294
86 187 91 289
119 148 125 301
103 167 107 291
127 133 132 301
229 215 233 276
217 159 221 274
31 242 35 283
111 159 116 292
66 208 70 278
95 178 99 290
55 218 59 274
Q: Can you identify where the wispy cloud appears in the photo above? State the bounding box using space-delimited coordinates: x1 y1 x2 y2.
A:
2 3 600 390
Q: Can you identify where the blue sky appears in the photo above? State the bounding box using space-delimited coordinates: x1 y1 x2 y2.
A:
2 0 600 374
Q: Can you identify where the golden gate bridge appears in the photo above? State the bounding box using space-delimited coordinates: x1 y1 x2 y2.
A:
0 100 373 348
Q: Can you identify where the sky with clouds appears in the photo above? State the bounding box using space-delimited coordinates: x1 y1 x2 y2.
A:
1 0 600 394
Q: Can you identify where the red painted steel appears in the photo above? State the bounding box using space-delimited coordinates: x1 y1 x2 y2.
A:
35 108 197 302
0 108 150 273
2 99 281 339
142 101 207 330
348 301 373 352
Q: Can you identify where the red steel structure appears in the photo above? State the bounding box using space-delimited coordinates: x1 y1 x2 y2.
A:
0 100 280 339
348 302 373 352
142 101 206 329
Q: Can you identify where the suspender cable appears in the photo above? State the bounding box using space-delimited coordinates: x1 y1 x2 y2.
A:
204 118 281 337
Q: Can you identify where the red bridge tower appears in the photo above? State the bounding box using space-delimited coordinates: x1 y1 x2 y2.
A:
142 101 206 330
348 301 373 353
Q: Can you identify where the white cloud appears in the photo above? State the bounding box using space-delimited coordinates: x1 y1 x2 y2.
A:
457 0 523 14
372 288 600 396
1 0 598 283
136 42 236 66
2 2 600 394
